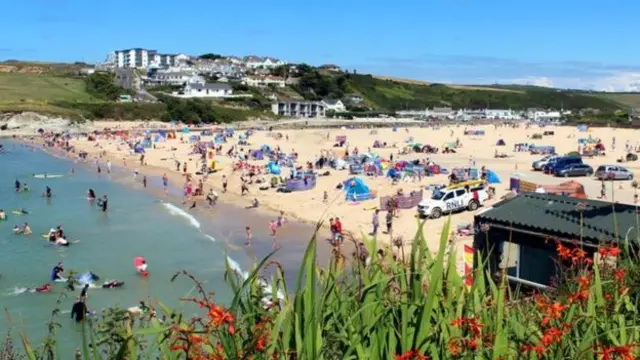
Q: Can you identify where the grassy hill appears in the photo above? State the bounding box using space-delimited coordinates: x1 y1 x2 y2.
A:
1 60 638 123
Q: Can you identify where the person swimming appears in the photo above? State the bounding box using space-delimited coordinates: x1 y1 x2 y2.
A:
51 262 65 281
31 284 52 293
44 185 52 198
48 228 57 242
22 223 32 236
14 179 21 192
87 189 96 200
136 259 148 274
102 280 124 289
12 224 22 234
22 183 29 192
0 209 6 220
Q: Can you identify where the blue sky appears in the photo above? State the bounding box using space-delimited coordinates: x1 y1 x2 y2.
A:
2 0 639 91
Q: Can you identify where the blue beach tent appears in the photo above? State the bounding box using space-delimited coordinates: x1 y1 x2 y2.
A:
486 170 502 184
343 177 373 202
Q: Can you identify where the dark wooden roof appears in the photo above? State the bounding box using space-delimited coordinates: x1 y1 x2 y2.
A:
475 193 640 244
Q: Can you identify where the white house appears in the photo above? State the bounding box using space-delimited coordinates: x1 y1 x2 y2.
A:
151 72 203 86
243 75 286 88
173 83 234 98
530 110 562 122
321 99 346 112
484 109 521 120
243 56 286 69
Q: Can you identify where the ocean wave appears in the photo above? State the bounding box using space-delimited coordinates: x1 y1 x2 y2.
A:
204 234 216 242
162 203 201 229
8 287 29 295
225 256 285 302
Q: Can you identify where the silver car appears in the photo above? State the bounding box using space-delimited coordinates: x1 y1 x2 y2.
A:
532 155 559 171
595 165 634 180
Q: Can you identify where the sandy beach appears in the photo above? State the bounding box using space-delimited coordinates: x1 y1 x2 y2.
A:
21 121 640 270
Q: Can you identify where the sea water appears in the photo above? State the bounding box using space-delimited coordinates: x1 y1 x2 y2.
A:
0 141 324 354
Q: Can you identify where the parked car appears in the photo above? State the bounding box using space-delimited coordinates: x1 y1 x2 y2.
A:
555 164 593 177
544 156 583 174
532 155 559 171
595 165 634 180
417 187 489 219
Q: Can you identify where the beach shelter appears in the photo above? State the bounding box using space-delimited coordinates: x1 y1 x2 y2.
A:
496 139 506 146
486 170 501 184
134 143 145 154
343 177 374 202
182 126 190 133
267 162 281 175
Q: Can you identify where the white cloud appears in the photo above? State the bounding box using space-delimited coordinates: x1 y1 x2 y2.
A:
502 72 640 92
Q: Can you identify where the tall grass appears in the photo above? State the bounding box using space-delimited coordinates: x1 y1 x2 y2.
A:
8 218 640 359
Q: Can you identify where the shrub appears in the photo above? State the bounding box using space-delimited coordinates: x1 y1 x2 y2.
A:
10 219 640 359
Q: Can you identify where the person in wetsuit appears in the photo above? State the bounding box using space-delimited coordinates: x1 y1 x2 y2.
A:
102 280 123 288
14 179 20 192
87 189 96 200
80 284 90 299
98 195 108 212
44 186 52 198
51 262 64 281
71 297 88 322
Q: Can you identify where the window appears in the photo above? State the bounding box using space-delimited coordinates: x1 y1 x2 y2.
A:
443 192 454 201
455 189 466 197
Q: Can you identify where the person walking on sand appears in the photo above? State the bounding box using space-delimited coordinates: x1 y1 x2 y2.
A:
222 175 228 193
370 209 380 236
385 211 393 235
162 173 169 193
245 226 252 246
142 176 147 188
107 160 111 174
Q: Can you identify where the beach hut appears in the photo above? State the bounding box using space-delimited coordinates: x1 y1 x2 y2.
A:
496 139 506 146
343 177 375 202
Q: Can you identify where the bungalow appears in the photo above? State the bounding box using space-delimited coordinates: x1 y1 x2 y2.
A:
319 64 342 72
174 82 233 98
272 100 326 118
474 193 639 289
151 72 203 86
321 98 346 112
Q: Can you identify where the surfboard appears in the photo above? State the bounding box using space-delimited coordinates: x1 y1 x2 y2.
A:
445 179 486 191
12 210 27 215
33 174 63 179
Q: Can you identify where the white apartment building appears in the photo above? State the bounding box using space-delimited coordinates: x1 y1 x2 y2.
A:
112 48 189 69
243 56 286 69
151 72 203 86
272 100 326 118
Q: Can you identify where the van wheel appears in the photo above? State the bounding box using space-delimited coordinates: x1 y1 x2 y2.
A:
629 174 634 180
431 208 442 219
468 200 479 211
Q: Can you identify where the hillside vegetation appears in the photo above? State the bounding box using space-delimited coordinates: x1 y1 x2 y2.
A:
1 60 639 123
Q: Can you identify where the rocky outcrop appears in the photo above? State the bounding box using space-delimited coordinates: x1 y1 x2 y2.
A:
0 112 90 134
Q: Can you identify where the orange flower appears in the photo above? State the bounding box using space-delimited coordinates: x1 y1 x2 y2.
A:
395 350 430 360
599 246 621 258
596 345 636 360
577 275 591 289
257 337 268 352
521 343 546 356
556 243 571 260
207 304 235 334
541 327 564 347
614 269 626 284
465 337 479 351
547 302 568 320
568 290 589 304
572 248 588 262
447 340 462 357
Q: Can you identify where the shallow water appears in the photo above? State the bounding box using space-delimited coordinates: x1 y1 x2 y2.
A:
0 141 322 354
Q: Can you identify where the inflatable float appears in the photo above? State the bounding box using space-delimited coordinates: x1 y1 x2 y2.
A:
134 256 149 277
12 210 29 215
